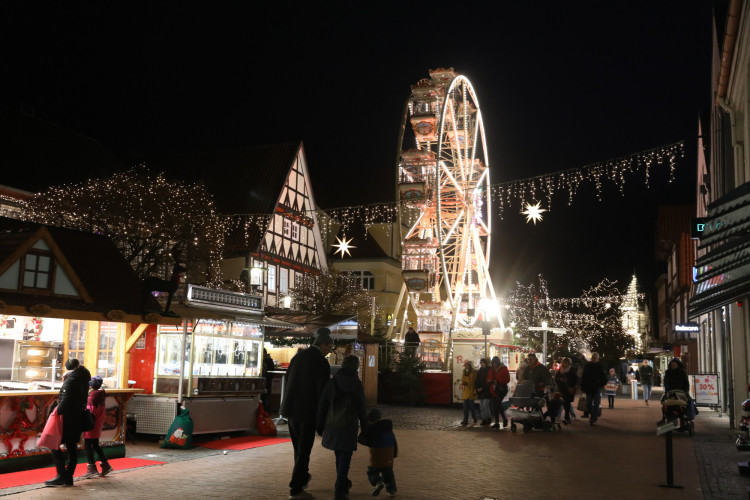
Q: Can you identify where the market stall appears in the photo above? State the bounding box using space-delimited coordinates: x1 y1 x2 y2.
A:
0 219 182 471
128 285 296 435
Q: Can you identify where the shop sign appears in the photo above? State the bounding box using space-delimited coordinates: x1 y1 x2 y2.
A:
674 323 699 340
186 285 263 313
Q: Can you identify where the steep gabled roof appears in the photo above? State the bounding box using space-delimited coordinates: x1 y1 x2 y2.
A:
140 142 303 257
140 142 302 215
328 222 390 260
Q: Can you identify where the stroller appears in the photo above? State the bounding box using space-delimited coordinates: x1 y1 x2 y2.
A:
506 380 560 433
660 389 696 436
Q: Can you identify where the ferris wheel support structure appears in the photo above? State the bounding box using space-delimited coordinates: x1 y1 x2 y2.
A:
388 68 503 343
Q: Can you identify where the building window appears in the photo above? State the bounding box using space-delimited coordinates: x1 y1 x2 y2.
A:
68 320 87 361
283 219 291 237
279 268 288 294
352 270 375 290
268 264 276 293
292 222 300 241
22 251 52 289
98 322 119 383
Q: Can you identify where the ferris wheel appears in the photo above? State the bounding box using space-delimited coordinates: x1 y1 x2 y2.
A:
389 68 499 338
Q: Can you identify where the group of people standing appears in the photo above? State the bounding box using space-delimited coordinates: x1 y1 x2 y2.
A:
281 328 398 500
461 356 510 428
460 352 668 428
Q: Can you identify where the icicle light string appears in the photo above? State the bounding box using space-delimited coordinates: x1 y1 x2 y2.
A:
221 140 685 230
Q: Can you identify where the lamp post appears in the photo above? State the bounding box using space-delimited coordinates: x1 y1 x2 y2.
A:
478 298 500 358
528 322 566 366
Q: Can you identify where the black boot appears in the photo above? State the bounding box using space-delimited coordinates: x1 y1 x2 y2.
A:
45 451 67 487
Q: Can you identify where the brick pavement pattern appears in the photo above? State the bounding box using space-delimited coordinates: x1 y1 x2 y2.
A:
2 394 748 499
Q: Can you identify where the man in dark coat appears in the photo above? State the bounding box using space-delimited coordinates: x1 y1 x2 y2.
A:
403 327 420 356
580 352 607 426
45 358 91 487
523 353 552 397
281 328 334 499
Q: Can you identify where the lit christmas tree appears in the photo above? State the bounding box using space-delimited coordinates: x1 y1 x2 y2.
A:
621 274 642 351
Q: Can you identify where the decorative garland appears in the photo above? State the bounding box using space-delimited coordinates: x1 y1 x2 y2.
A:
1 397 35 457
220 140 684 232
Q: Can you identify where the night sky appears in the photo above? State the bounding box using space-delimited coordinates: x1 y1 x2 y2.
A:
1 1 714 298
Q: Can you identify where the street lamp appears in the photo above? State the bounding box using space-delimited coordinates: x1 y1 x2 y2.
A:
528 321 566 366
478 298 500 358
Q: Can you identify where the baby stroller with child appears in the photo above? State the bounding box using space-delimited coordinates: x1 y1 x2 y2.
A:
660 389 696 436
506 380 561 433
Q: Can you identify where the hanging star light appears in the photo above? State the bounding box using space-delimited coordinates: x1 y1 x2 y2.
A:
521 201 547 225
333 235 356 258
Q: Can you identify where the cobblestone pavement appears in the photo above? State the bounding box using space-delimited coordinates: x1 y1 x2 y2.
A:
2 393 749 499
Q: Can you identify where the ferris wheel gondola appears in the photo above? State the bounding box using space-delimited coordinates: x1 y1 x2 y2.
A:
390 68 500 339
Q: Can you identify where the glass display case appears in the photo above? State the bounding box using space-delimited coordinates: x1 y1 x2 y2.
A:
155 320 263 395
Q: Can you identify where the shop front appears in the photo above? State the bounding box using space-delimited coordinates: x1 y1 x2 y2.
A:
0 219 181 471
128 285 296 435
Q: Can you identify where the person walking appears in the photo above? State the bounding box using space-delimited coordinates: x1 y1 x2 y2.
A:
659 357 691 426
460 361 479 425
489 356 510 429
475 357 492 425
604 368 621 409
638 360 654 405
359 408 398 497
554 357 578 424
45 358 91 487
580 352 607 426
282 328 334 499
316 355 368 500
79 376 113 479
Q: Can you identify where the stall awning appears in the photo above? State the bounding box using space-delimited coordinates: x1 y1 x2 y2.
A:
689 183 750 318
263 312 358 340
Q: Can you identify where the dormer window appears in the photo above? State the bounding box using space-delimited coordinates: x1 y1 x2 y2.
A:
22 251 53 290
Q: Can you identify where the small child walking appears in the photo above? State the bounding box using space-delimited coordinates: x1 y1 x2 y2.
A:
359 408 398 497
80 376 113 479
605 368 621 409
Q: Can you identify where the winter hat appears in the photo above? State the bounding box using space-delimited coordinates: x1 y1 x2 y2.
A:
367 408 382 422
313 327 333 346
90 376 103 390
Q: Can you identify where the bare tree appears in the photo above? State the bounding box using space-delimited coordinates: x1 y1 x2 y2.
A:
22 166 225 284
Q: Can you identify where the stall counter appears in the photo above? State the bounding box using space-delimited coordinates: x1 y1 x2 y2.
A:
0 388 142 473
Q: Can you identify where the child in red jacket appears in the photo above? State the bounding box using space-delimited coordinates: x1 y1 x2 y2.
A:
80 376 113 479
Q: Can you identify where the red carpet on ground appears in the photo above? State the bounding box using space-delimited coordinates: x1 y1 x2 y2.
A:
198 435 290 450
0 457 166 490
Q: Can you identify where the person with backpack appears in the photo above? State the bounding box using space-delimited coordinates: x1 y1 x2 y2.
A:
79 376 113 479
359 408 398 497
317 355 368 500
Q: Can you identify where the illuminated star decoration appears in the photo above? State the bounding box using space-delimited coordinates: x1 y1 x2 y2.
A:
521 201 547 225
333 235 356 258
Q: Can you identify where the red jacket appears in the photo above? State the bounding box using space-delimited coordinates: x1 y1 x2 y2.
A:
489 366 510 396
84 389 106 439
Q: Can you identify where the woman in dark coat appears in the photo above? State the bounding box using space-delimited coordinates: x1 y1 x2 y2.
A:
554 357 578 424
317 355 368 500
46 358 91 487
474 357 492 425
663 358 689 392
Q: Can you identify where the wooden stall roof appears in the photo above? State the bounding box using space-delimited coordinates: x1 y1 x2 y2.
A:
0 217 180 325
